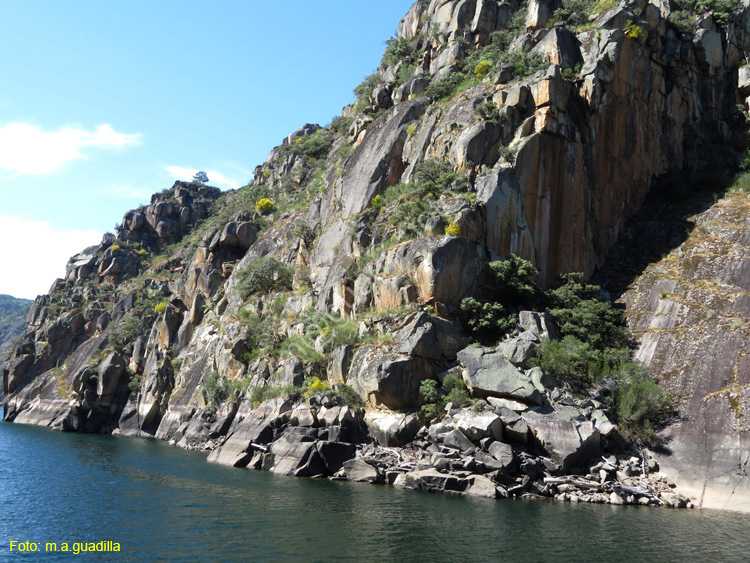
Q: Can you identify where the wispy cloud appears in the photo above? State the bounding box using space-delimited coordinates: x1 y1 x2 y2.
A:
165 165 240 190
0 123 141 175
112 185 152 200
0 216 102 299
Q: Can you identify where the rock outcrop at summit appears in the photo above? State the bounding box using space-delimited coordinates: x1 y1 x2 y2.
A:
3 0 750 512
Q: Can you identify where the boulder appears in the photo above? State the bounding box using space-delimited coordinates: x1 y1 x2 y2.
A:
457 347 544 405
452 411 504 441
525 417 601 472
383 236 486 307
453 120 504 168
206 412 277 467
525 0 562 29
365 412 420 447
403 469 462 494
268 432 326 477
529 27 582 69
443 428 476 452
347 346 429 409
343 459 381 483
488 441 516 471
499 330 539 367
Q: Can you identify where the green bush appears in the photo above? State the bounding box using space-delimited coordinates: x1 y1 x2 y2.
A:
419 373 471 421
353 73 382 112
108 316 141 351
329 115 353 136
460 297 516 338
475 100 501 122
545 273 628 351
552 0 596 28
335 383 365 409
489 255 540 307
425 73 463 101
236 257 292 298
610 365 671 446
153 301 168 314
203 370 224 411
381 36 415 68
459 255 540 340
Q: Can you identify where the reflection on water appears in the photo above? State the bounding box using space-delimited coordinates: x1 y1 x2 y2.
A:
1 417 748 562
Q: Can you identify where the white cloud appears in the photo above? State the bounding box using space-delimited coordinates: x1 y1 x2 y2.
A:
0 123 141 175
112 185 152 201
165 165 240 190
0 216 102 299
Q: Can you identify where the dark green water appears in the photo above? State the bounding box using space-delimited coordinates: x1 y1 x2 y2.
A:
1 414 748 562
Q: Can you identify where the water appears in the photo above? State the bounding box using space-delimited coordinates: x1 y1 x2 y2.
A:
1 414 748 563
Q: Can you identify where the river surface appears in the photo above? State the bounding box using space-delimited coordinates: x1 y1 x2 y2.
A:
1 412 748 562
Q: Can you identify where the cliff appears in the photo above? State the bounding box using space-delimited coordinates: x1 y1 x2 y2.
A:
3 0 749 510
0 295 33 373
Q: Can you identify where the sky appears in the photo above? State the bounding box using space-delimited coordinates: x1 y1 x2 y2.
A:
0 0 415 299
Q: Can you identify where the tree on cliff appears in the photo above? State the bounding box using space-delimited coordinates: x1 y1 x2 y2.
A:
193 171 209 184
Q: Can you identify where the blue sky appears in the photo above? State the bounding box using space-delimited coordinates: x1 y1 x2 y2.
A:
0 0 415 299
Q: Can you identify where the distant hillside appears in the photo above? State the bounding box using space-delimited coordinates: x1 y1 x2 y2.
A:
0 295 32 364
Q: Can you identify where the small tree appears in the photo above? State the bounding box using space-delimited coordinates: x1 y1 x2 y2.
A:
193 171 209 184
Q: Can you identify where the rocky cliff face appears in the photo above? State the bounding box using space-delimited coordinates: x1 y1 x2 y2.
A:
3 0 749 511
608 188 750 512
0 295 33 375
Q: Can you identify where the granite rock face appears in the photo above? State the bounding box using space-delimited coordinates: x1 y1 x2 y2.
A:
621 193 750 512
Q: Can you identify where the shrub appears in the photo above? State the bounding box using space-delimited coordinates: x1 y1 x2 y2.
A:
381 36 415 67
443 373 470 404
545 273 628 351
623 19 643 38
610 365 671 446
255 198 275 215
203 370 224 411
474 60 493 78
425 73 462 101
111 244 120 252
154 301 168 314
419 374 471 421
335 383 365 409
236 257 292 298
353 73 382 112
138 249 148 256
475 100 501 122
553 0 596 28
396 63 416 85
128 373 143 392
329 115 354 136
305 376 329 395
372 194 384 209
108 316 141 351
561 63 582 81
445 221 461 236
406 123 417 136
291 220 318 247
460 297 516 339
489 255 540 307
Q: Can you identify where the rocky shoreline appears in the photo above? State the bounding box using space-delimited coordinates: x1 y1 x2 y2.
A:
158 393 692 509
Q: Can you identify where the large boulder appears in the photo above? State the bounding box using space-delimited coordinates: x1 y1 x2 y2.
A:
365 412 420 447
524 415 601 471
452 411 504 442
383 236 486 307
457 347 544 405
